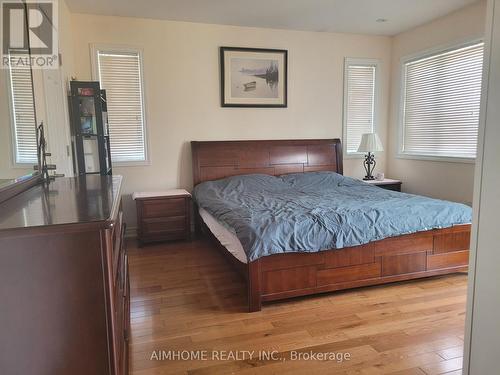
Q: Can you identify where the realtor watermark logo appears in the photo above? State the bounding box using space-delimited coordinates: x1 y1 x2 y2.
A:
1 0 58 69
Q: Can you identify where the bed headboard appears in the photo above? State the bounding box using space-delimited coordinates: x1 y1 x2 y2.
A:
191 139 343 186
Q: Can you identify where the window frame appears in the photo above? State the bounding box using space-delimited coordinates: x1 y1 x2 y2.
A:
342 57 381 158
91 44 150 167
397 38 484 164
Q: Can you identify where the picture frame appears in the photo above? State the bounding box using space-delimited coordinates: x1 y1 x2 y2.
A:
220 47 288 107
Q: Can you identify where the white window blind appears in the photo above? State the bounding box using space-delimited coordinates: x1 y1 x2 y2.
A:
8 55 37 164
97 50 146 163
344 60 377 154
401 42 484 159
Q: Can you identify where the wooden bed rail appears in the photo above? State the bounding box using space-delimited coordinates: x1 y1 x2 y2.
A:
248 224 470 312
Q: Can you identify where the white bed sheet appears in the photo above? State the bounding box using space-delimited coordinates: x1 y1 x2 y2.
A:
199 208 248 264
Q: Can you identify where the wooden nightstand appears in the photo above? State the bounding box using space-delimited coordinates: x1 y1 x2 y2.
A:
363 178 402 192
133 189 191 246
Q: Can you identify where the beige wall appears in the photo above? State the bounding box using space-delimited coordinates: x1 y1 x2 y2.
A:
387 1 487 205
69 14 392 228
60 0 76 86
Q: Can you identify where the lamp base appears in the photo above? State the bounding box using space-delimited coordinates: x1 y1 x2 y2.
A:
362 152 377 181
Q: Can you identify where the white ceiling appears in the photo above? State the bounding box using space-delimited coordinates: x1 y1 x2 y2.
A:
66 0 479 36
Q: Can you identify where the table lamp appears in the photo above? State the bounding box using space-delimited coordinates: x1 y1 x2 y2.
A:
357 133 384 180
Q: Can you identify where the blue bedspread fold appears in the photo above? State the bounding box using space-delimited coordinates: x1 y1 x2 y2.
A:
193 172 472 262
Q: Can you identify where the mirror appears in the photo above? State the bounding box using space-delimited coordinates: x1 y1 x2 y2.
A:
0 9 40 193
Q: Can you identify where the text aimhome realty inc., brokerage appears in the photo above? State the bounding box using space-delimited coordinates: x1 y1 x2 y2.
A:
149 349 353 363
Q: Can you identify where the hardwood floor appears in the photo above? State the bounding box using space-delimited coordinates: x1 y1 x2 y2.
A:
128 238 467 375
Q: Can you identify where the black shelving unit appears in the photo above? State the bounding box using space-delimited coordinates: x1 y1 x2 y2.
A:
69 81 112 176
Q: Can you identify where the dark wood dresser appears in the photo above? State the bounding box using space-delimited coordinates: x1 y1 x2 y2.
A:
0 175 129 375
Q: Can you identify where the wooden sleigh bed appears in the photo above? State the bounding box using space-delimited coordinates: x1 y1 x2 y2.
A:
191 139 471 312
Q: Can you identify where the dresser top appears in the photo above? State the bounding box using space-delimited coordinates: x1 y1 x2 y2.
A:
0 175 122 232
132 189 191 200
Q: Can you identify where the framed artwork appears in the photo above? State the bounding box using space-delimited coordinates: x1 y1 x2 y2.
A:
220 47 288 107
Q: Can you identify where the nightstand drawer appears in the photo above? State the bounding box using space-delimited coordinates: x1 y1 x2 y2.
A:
363 179 402 192
142 198 186 218
142 216 187 236
377 183 401 192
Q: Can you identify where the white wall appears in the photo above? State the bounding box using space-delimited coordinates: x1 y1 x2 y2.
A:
59 0 76 82
69 14 392 227
387 1 487 205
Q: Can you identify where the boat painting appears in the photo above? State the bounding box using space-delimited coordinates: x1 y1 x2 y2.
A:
221 47 287 107
230 58 279 99
243 81 257 90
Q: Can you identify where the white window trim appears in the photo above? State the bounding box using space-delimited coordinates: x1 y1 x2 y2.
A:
342 57 381 159
397 37 483 164
90 43 150 167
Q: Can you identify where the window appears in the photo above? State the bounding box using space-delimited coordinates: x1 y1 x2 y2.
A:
8 54 37 164
343 58 379 155
95 48 147 164
400 42 484 160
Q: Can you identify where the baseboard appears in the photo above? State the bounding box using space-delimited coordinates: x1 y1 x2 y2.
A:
125 226 137 239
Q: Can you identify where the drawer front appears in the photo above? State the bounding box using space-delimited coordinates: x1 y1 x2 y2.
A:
433 231 471 254
113 279 125 375
115 228 126 288
374 235 432 257
142 216 187 235
427 250 469 270
122 256 130 375
113 230 124 284
382 252 427 276
317 262 381 285
112 227 128 375
112 210 124 285
142 198 186 218
377 183 401 192
263 266 316 294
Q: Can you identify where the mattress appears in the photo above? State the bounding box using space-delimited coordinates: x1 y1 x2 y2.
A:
199 207 248 263
193 172 472 262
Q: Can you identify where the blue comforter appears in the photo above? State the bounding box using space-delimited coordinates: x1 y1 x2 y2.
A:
193 172 472 261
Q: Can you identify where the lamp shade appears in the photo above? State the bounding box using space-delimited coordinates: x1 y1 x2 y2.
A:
357 133 384 152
